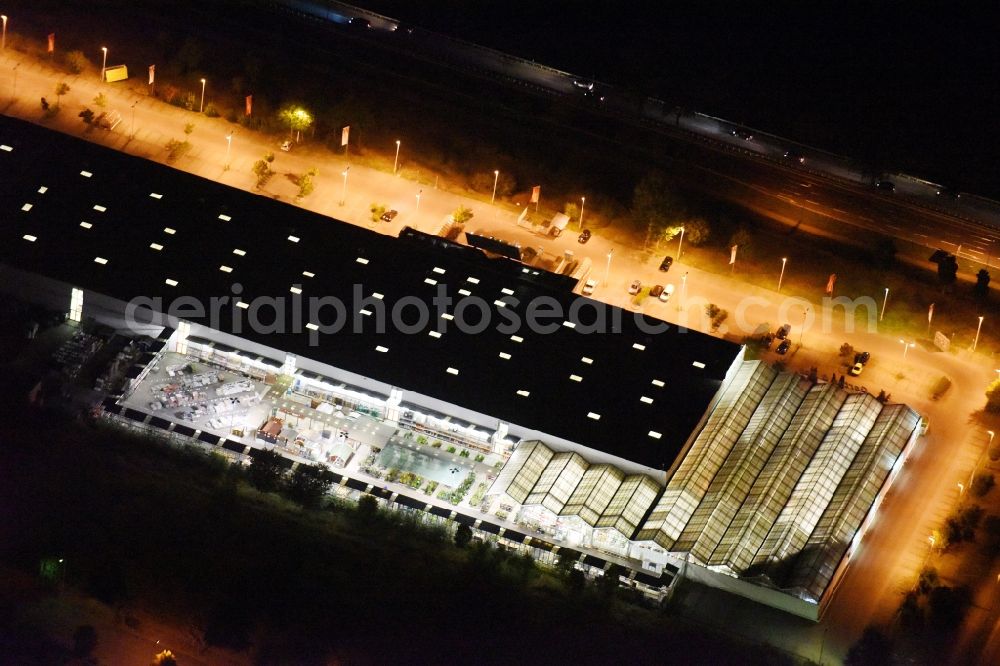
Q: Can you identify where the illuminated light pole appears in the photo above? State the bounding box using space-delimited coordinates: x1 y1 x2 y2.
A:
199 78 206 113
799 307 808 346
129 100 138 138
2 15 7 50
225 131 233 169
491 170 499 205
339 166 350 206
899 338 915 359
11 62 20 105
415 189 422 214
778 257 787 292
968 429 996 492
973 315 984 352
579 196 586 228
880 287 889 321
677 225 686 260
100 46 107 81
677 271 688 312
393 139 400 174
604 248 613 287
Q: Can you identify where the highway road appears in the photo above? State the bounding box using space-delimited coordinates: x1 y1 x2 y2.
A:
2 24 999 664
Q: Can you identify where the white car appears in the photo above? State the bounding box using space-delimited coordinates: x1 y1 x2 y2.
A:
280 140 293 152
582 279 597 296
628 279 641 295
659 283 675 302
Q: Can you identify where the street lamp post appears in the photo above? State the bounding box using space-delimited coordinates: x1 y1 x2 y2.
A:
415 189 422 214
2 15 8 50
491 170 499 205
129 100 138 138
973 315 985 352
677 225 686 260
778 257 787 292
393 140 400 175
579 196 586 228
604 249 613 287
899 339 915 359
677 271 688 312
799 307 808 346
880 287 889 321
339 166 350 206
199 78 206 113
100 46 107 81
11 62 19 105
968 430 996 493
225 131 233 168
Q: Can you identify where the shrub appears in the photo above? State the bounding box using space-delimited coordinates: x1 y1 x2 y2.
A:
79 108 94 125
64 50 88 74
971 473 995 498
446 446 456 454
205 103 220 118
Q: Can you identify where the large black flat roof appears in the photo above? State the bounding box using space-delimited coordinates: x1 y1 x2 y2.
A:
0 115 741 471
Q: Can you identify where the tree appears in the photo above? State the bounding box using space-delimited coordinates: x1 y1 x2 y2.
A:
971 473 995 498
72 625 98 658
452 205 474 224
370 203 387 223
93 93 108 109
938 255 958 285
64 50 89 75
54 82 70 109
986 379 1000 413
278 105 314 141
564 202 580 223
252 158 273 188
356 494 378 521
839 343 854 358
845 626 894 666
974 269 991 299
79 108 95 125
285 463 336 509
681 216 711 246
470 171 515 198
917 567 939 595
728 226 752 252
454 523 473 548
631 171 685 238
248 449 285 493
927 585 972 629
176 37 204 74
556 550 579 578
152 649 178 666
184 122 195 136
297 167 318 199
597 563 623 595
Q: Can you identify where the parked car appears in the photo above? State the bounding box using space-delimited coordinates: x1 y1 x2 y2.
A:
628 279 641 295
649 285 664 299
848 362 864 376
776 323 791 339
875 180 895 192
660 283 675 302
380 209 398 222
582 279 597 296
936 186 961 199
854 351 871 365
731 127 753 141
659 256 674 272
578 229 591 244
776 339 791 355
280 140 293 152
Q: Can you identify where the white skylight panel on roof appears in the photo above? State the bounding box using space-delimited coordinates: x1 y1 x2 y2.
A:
0 144 12 151
233 248 245 256
79 221 92 229
640 396 654 404
467 276 480 284
569 374 582 382
372 292 384 300
446 367 459 375
303 271 315 278
21 203 32 211
290 286 302 295
37 186 48 194
648 431 662 439
633 343 646 351
499 352 512 360
424 278 437 285
287 235 300 243
22 234 36 242
581 357 593 364
692 361 706 368
433 267 446 274
375 346 389 353
493 300 507 308
93 204 106 212
356 257 369 264
164 227 176 235
587 412 601 420
652 379 665 387
562 321 576 329
219 265 233 273
94 257 108 264
510 335 523 343
165 278 178 286
218 214 232 221
80 170 92 177
360 308 372 316
458 289 471 296
441 313 454 321
428 330 442 338
150 243 163 251
236 301 250 310
149 192 163 199
305 322 319 330
517 390 530 397
501 288 514 295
